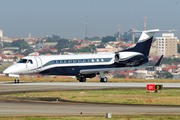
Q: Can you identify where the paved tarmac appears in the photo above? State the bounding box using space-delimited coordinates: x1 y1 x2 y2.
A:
0 82 180 116
1 82 180 93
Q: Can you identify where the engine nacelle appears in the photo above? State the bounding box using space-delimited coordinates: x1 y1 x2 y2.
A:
114 53 120 62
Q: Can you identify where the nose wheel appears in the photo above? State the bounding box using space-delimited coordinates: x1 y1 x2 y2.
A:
14 78 19 83
99 71 108 82
100 77 108 82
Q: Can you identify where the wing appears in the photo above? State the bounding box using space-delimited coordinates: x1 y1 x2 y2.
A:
80 66 153 74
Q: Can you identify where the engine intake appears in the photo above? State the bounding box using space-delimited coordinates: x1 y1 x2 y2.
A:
114 53 120 62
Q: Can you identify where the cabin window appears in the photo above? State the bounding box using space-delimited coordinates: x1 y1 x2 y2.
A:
88 59 92 62
42 57 113 67
73 60 77 63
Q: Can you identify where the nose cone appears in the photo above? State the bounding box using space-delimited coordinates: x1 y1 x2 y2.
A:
3 67 11 74
3 64 17 74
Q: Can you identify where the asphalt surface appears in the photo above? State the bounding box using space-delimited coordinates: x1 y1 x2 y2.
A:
0 81 180 116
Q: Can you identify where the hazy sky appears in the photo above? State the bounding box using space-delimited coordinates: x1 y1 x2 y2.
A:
0 0 179 39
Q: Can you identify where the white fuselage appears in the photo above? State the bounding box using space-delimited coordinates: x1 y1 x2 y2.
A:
3 51 143 76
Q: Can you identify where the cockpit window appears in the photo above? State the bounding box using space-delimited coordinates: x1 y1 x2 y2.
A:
18 59 33 64
27 59 33 64
18 59 27 63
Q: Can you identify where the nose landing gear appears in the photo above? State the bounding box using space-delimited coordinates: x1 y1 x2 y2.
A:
100 77 108 82
14 77 19 83
99 71 108 83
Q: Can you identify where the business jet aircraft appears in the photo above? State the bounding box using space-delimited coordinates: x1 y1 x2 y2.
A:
3 29 174 83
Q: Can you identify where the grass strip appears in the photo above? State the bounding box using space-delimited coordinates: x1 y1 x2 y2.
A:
4 89 180 105
1 77 180 83
1 115 180 120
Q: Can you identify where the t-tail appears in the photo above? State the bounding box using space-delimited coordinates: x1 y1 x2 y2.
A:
122 29 176 56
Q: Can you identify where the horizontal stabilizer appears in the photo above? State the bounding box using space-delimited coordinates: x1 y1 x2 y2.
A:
155 55 163 66
134 29 176 33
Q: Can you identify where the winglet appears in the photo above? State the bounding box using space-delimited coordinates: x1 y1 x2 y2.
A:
155 55 163 66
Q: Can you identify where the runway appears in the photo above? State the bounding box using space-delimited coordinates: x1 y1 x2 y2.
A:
0 82 180 116
1 82 180 93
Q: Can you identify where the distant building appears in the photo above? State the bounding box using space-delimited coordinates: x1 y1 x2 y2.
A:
173 74 180 80
135 70 155 79
81 40 90 47
156 33 178 57
74 45 82 49
96 48 121 52
1 37 12 43
2 55 14 62
43 42 58 47
28 52 39 56
155 66 162 71
149 42 156 55
29 32 31 39
13 55 24 61
0 42 3 49
2 50 14 54
0 29 3 38
4 47 19 50
34 43 43 50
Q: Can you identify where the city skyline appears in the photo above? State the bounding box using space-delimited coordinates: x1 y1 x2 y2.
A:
0 0 179 39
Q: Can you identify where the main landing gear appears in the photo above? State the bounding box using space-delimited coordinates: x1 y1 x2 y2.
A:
99 71 108 83
79 77 86 82
14 77 19 83
76 72 108 83
77 76 86 82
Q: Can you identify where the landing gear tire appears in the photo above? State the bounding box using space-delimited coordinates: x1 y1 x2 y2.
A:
14 78 19 83
100 77 108 83
79 77 86 82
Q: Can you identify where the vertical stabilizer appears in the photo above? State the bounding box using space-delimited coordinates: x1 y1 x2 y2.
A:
121 29 175 56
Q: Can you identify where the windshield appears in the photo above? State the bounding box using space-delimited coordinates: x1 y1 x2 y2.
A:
18 59 27 63
27 59 33 64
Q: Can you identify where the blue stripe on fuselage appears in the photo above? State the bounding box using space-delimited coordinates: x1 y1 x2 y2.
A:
39 55 148 76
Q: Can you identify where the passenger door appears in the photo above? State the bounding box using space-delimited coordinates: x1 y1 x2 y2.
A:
34 56 42 72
